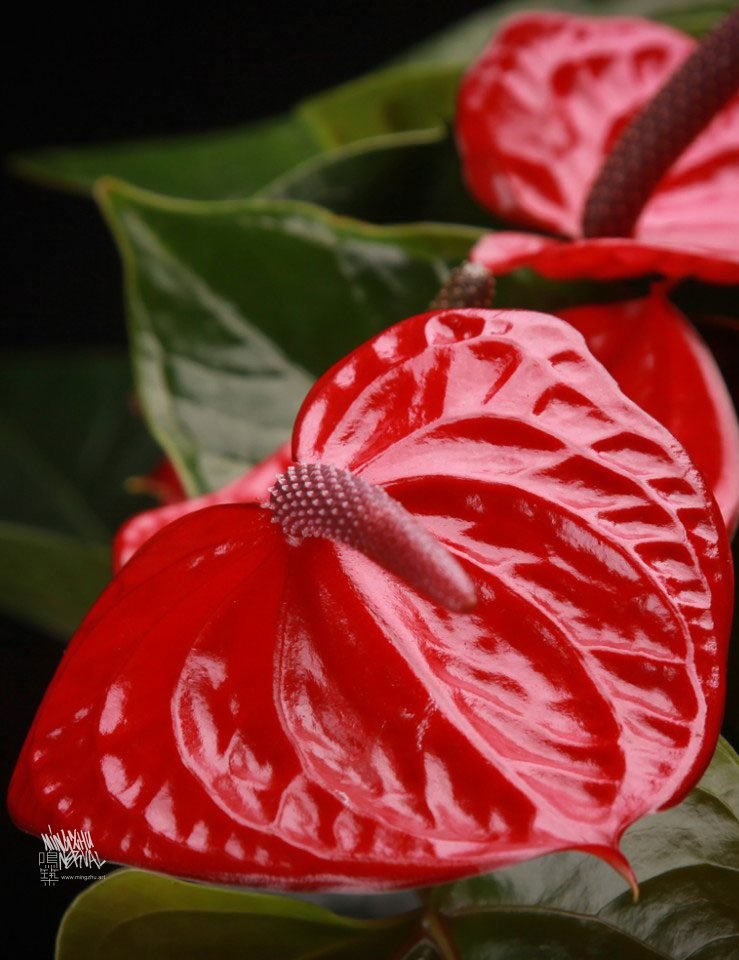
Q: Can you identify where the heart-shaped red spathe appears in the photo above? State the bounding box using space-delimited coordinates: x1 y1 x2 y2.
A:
10 309 733 891
457 13 739 281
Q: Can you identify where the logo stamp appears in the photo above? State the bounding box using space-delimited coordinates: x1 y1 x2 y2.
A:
38 827 106 885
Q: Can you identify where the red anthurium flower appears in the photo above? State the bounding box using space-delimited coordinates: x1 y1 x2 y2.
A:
457 13 739 530
457 12 739 281
10 309 732 892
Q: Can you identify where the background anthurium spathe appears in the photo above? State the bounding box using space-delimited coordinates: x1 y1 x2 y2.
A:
456 11 739 530
10 308 733 892
114 443 292 570
554 290 739 534
457 12 739 278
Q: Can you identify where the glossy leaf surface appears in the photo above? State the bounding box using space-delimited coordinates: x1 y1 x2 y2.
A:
11 309 732 890
0 353 157 636
457 13 739 281
57 869 416 960
99 181 479 494
54 739 739 958
260 129 493 227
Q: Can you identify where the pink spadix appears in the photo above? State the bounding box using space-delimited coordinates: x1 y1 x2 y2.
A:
269 462 477 613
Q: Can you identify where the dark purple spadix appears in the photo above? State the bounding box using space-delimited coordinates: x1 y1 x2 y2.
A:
269 462 477 612
583 7 739 238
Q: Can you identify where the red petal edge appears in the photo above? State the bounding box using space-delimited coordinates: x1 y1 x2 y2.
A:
555 293 739 534
130 458 188 506
471 231 739 285
457 12 739 263
471 243 739 530
10 309 733 891
114 441 293 570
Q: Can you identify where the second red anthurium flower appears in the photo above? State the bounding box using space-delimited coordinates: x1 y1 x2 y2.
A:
457 12 739 280
10 309 733 891
456 11 739 531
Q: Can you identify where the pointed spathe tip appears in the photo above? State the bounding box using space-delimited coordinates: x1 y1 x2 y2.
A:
582 844 639 902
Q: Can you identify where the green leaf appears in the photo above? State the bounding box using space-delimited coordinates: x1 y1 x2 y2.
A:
12 114 319 200
98 180 480 494
0 352 158 636
260 129 493 227
298 63 461 150
56 870 419 960
435 737 739 959
0 525 110 638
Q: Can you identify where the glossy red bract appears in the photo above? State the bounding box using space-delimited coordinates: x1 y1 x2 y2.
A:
457 12 739 280
558 291 739 533
458 13 739 530
10 309 733 891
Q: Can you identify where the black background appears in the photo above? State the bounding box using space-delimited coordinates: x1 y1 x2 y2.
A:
2 3 494 956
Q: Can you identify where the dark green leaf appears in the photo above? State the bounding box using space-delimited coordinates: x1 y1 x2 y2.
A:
447 911 666 959
297 63 461 149
98 180 480 494
56 870 419 960
0 525 110 638
12 114 319 200
0 352 158 636
260 129 494 227
436 737 739 959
